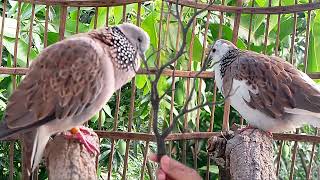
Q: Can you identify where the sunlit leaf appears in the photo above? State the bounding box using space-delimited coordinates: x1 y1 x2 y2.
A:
199 165 219 174
65 19 89 34
0 17 17 38
307 10 320 73
113 6 124 24
135 75 147 89
103 104 113 118
89 7 107 29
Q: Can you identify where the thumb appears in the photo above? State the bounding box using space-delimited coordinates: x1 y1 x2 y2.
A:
160 156 202 180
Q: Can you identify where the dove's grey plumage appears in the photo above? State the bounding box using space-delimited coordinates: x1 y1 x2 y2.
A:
208 39 320 133
0 23 150 174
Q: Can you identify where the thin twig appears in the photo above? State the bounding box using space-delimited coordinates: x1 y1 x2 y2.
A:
149 0 217 158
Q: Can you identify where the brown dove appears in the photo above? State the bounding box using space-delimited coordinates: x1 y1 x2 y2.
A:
207 39 320 133
0 23 150 174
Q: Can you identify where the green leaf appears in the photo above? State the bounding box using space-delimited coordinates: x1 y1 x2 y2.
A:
113 6 124 24
100 110 106 126
251 14 264 35
135 75 147 89
143 79 151 95
90 112 100 122
282 0 295 6
7 1 19 18
186 29 203 62
103 104 113 118
69 8 80 20
166 23 180 50
209 24 247 49
175 80 185 106
282 143 290 159
142 11 158 50
307 10 320 73
0 17 17 38
65 19 89 34
157 76 168 97
160 98 178 116
142 11 158 67
274 15 294 42
254 0 266 7
2 37 38 67
89 7 107 29
20 3 46 20
117 140 126 156
199 165 219 174
46 32 59 46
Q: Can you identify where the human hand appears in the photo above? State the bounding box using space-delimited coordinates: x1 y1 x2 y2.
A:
149 153 202 180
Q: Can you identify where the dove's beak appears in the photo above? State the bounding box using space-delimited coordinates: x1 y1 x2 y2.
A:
139 51 146 64
205 55 213 70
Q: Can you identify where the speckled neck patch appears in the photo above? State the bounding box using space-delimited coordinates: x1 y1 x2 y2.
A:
111 27 137 71
220 49 240 77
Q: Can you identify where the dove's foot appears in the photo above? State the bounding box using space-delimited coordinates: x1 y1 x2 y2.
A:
64 126 100 155
236 124 273 138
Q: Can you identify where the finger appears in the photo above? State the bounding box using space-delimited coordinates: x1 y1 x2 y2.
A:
160 156 202 180
148 153 159 162
157 169 166 180
158 169 176 180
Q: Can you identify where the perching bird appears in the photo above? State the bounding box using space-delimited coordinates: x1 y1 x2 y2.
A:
207 39 320 133
0 23 150 174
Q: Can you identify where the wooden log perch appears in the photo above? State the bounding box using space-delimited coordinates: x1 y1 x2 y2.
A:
208 128 276 180
44 127 99 180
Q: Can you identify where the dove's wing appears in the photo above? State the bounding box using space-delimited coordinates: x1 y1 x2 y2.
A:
228 51 320 119
0 37 107 139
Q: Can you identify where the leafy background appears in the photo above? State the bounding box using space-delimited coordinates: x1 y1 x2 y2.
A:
0 0 320 179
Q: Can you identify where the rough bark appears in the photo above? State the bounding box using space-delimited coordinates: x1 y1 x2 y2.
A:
208 128 276 180
45 128 99 180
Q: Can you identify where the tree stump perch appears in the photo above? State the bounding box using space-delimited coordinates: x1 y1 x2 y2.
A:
45 127 99 180
208 128 276 180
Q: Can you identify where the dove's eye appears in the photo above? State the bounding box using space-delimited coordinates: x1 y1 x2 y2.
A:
138 37 142 42
212 48 216 53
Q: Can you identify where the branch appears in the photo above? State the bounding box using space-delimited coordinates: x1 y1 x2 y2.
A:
149 0 217 158
161 85 238 138
156 0 215 81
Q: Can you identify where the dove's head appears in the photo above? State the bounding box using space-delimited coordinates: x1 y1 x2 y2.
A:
207 39 238 69
117 23 150 63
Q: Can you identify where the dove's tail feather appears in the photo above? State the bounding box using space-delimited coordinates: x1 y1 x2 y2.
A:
0 113 55 140
0 121 21 140
22 131 37 178
31 126 50 172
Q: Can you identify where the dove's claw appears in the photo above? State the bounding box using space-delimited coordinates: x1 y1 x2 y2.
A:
78 126 93 135
64 127 100 155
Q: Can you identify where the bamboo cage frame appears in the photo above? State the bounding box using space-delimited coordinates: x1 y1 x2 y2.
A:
0 0 320 179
